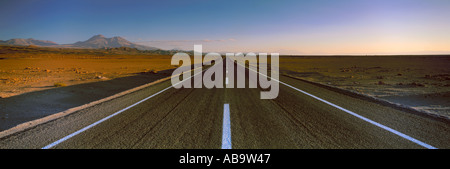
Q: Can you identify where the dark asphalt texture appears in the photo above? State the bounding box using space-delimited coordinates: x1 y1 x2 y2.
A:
0 59 449 149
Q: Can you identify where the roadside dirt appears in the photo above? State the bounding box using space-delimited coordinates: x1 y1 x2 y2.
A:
280 56 450 118
0 46 179 131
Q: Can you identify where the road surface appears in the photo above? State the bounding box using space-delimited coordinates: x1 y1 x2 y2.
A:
0 58 449 149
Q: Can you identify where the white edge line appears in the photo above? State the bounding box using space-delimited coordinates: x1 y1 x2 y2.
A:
222 103 232 149
238 62 437 149
42 68 206 149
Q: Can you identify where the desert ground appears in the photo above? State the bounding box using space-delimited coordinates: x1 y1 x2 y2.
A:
0 45 178 130
0 46 176 98
1 45 449 131
279 56 450 118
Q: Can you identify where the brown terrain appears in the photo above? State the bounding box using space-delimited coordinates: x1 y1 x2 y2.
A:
1 45 449 132
279 56 450 118
0 45 178 130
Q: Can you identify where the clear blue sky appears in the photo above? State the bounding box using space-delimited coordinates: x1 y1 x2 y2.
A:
1 0 449 54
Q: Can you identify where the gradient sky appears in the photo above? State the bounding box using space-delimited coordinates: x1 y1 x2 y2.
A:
1 0 449 54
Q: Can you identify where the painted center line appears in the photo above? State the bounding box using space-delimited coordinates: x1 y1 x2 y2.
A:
222 103 232 149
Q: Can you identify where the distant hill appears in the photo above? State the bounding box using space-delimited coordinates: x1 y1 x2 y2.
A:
71 35 159 50
0 38 58 46
0 43 191 56
0 35 159 51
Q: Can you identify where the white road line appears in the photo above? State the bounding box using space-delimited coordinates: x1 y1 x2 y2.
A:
240 62 437 149
222 103 232 149
42 68 206 149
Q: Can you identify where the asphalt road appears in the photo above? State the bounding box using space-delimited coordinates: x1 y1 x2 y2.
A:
0 58 449 149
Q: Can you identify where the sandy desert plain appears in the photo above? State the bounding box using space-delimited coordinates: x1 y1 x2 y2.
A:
279 55 450 118
0 45 177 97
0 45 449 131
0 45 179 130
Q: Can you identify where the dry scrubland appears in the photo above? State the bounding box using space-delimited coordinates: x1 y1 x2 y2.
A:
0 45 175 98
0 45 183 130
279 56 450 118
1 45 449 122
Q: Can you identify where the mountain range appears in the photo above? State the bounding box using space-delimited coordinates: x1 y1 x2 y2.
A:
0 38 58 46
0 35 159 50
